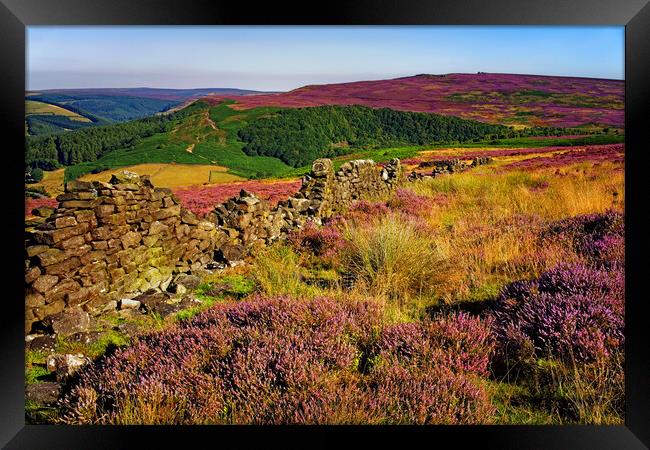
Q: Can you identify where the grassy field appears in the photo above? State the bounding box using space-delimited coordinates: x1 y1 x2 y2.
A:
277 132 624 178
64 102 293 181
29 168 66 197
79 163 244 188
26 100 92 122
39 130 623 197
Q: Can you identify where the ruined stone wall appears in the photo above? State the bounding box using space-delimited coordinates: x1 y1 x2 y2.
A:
24 158 402 333
24 172 223 333
209 158 403 254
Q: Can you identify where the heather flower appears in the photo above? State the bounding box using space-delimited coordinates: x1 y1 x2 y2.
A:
173 180 301 216
492 264 624 363
347 200 390 222
387 188 430 216
59 296 495 425
542 210 624 267
503 144 624 171
207 73 623 128
287 220 347 261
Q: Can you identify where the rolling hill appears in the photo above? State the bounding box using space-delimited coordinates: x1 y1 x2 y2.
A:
25 87 272 135
205 73 624 129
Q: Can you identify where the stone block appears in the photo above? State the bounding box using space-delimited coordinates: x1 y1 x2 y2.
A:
80 250 106 265
120 230 141 249
91 226 111 241
148 221 169 236
44 308 91 336
26 245 49 258
32 274 59 293
91 240 108 250
57 191 97 202
107 238 123 249
143 235 159 247
54 216 78 228
109 171 141 185
66 287 91 306
26 292 45 308
98 212 127 226
65 180 95 192
109 267 126 282
36 249 67 267
60 199 101 209
25 266 41 284
102 196 126 206
64 244 92 259
45 279 80 301
59 234 86 250
181 211 199 225
154 205 181 220
94 204 115 218
113 183 140 191
34 299 66 320
44 257 81 276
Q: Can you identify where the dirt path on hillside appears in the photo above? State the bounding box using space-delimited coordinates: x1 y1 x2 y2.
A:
204 110 217 130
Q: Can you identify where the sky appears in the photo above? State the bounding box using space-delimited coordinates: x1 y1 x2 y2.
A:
27 26 624 91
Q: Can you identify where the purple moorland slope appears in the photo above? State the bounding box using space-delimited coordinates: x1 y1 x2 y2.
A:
206 73 623 128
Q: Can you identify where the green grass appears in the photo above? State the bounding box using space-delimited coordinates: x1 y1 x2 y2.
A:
65 102 293 181
63 98 624 183
25 366 52 384
487 380 560 424
25 350 54 385
55 330 131 360
175 274 257 322
26 400 60 424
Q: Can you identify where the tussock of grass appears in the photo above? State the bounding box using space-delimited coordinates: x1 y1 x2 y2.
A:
251 244 323 297
341 214 449 308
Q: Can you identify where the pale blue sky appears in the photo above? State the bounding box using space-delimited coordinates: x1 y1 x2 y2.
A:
27 26 624 91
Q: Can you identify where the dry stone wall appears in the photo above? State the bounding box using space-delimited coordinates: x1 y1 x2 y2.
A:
407 156 493 181
25 158 402 334
24 171 224 334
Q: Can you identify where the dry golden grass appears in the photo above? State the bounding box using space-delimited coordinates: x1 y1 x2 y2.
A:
79 163 244 188
250 244 322 298
341 214 449 308
247 158 623 318
404 161 624 304
26 100 91 122
31 168 66 197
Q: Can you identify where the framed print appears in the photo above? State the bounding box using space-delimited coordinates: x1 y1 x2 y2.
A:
1 0 649 448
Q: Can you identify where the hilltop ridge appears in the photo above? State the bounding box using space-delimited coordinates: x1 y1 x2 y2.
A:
205 72 623 128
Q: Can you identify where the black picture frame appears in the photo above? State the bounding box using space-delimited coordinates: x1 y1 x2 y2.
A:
1 0 648 448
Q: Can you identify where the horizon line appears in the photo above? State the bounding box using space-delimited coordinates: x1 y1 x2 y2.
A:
25 71 625 93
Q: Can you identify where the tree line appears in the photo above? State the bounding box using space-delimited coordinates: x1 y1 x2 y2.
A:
238 105 570 167
25 102 207 170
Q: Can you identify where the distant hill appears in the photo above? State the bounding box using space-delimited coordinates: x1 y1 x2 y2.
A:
25 87 271 135
205 73 624 129
27 87 272 101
